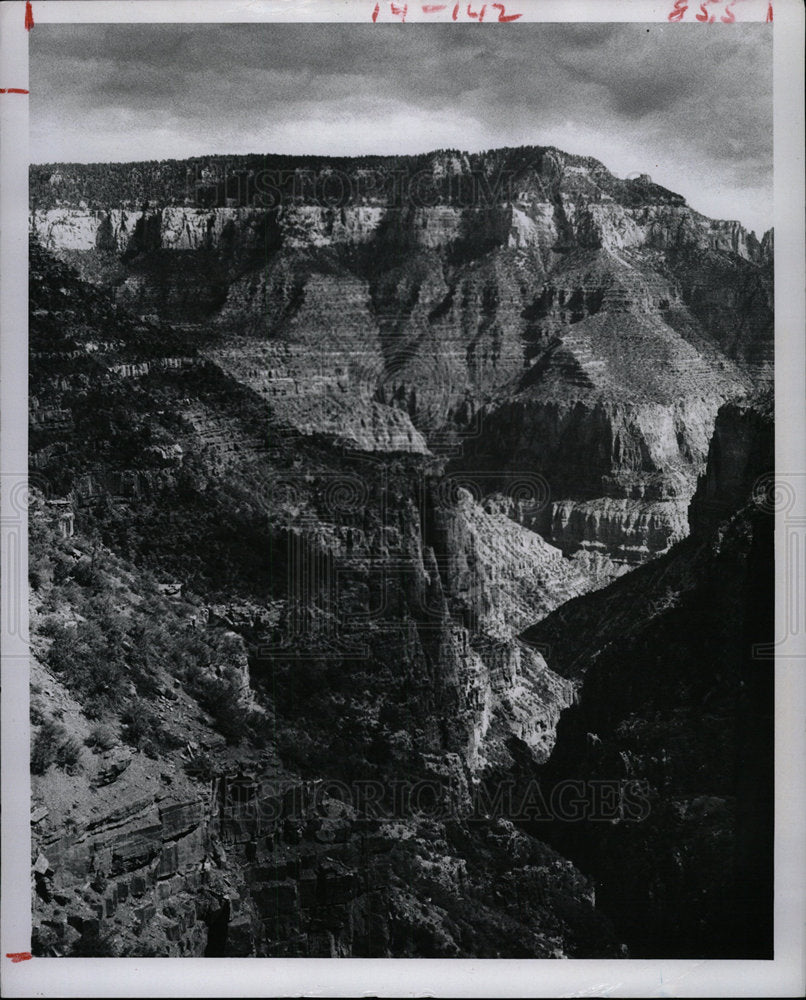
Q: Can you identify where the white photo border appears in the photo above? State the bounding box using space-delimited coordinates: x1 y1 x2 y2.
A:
2 1 804 996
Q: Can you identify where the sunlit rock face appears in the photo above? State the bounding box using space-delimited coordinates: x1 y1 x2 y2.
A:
30 145 772 564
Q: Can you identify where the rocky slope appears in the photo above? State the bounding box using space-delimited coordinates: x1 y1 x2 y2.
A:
31 146 773 565
516 390 774 957
30 501 621 960
27 144 774 959
28 239 623 957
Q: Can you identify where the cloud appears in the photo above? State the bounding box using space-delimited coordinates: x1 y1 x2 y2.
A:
30 22 772 234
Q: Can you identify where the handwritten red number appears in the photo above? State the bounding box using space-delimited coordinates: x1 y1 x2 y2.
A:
6 953 32 963
720 2 735 22
391 2 408 20
766 2 773 21
422 3 447 10
668 0 688 21
492 3 521 21
372 3 380 21
25 1 34 31
695 2 714 22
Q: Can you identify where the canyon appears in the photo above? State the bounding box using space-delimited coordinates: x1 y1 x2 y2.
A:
31 147 772 564
27 145 773 957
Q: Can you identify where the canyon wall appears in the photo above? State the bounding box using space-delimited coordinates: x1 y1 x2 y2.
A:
27 145 774 958
28 240 622 956
518 391 774 957
30 146 773 567
31 200 770 263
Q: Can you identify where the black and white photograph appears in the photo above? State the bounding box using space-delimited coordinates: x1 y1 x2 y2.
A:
2 0 805 994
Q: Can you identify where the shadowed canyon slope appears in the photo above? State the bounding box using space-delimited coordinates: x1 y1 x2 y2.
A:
27 146 773 958
27 239 621 958
519 391 774 958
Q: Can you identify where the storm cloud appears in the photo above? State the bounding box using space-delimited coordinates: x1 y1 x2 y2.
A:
30 22 772 235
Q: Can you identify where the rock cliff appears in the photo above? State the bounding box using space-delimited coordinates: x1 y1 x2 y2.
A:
517 393 774 957
689 389 774 537
30 146 772 565
27 143 774 959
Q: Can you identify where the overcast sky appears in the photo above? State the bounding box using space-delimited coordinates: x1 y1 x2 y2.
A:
31 22 773 236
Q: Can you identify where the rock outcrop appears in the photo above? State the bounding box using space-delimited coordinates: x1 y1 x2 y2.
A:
689 389 774 537
517 393 775 958
27 144 774 959
30 145 772 565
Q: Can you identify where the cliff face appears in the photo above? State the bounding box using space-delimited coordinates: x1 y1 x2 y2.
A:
30 145 772 567
28 241 623 957
31 200 769 262
689 390 774 537
28 144 774 959
517 393 774 958
449 240 761 563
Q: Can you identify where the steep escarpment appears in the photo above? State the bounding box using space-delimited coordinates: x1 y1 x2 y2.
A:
30 499 622 960
31 146 772 564
29 239 624 957
28 143 775 959
451 246 757 563
516 393 774 958
689 389 774 536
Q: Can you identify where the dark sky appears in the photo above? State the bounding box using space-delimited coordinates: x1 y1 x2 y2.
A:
30 22 773 235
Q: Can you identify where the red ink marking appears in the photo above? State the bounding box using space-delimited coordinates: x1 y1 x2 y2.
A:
766 2 773 20
695 2 715 22
668 0 688 20
466 2 488 19
25 2 34 31
380 0 518 22
0 88 30 94
492 3 522 21
720 1 735 21
6 953 32 963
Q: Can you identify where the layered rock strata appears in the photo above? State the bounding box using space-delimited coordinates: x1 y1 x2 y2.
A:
31 146 773 565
